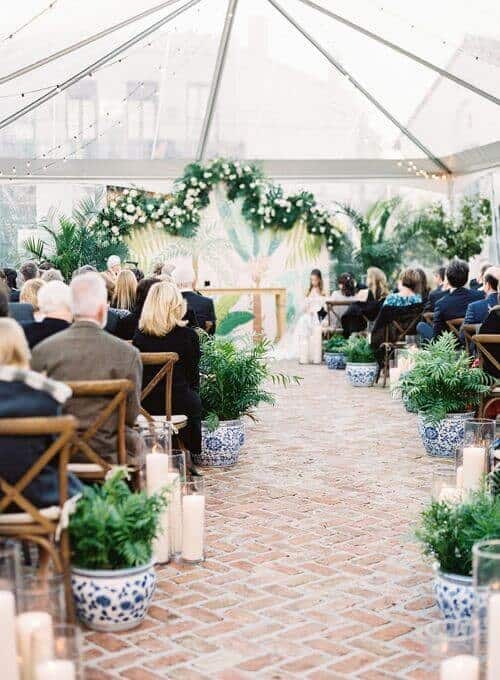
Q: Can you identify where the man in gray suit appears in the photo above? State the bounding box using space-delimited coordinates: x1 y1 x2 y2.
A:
32 272 142 462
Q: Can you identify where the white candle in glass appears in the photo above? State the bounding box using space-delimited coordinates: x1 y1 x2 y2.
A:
16 612 53 680
462 446 486 491
440 654 479 680
35 660 75 680
389 367 401 384
145 452 170 563
487 592 500 680
182 494 205 562
167 471 182 556
456 465 464 489
0 591 19 680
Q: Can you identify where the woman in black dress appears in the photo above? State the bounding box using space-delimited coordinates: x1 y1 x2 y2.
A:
132 281 202 456
115 277 160 340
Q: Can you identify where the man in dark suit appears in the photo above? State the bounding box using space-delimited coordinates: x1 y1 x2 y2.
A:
22 281 72 348
0 282 9 317
8 302 34 323
417 260 483 340
173 263 216 335
424 266 448 312
3 267 20 301
464 269 499 325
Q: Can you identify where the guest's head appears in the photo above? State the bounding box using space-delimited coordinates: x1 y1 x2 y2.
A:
172 263 196 291
100 273 115 303
0 282 9 317
151 258 164 277
112 269 137 311
478 261 492 285
139 281 187 336
41 268 64 283
337 272 356 297
434 266 446 288
483 267 499 296
107 255 121 275
446 260 469 289
415 268 429 298
307 268 325 296
398 268 420 294
0 318 30 368
134 277 161 316
366 267 389 300
130 267 144 283
20 278 45 311
20 261 39 283
3 267 17 290
37 281 73 322
72 265 97 279
71 272 107 328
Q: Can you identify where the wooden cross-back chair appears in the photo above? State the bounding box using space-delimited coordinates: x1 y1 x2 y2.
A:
445 317 465 341
381 309 423 387
422 311 434 325
325 300 371 338
462 324 480 356
65 379 134 483
0 415 76 618
472 334 500 417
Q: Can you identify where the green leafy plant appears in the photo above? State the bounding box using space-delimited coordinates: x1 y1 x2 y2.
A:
415 489 500 576
343 335 376 363
399 333 492 423
323 335 347 353
69 471 167 570
199 334 301 430
216 311 254 336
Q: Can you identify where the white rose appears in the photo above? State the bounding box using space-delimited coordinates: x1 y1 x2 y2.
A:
126 204 135 213
138 216 146 224
123 189 129 195
115 209 123 218
190 177 198 185
111 226 119 235
102 220 109 227
155 221 163 228
130 189 138 198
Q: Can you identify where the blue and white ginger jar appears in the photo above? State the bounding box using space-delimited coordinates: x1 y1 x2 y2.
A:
197 419 244 467
418 412 474 458
325 352 346 370
434 570 475 621
345 362 379 387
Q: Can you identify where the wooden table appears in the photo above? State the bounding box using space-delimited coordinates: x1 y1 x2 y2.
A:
199 287 287 342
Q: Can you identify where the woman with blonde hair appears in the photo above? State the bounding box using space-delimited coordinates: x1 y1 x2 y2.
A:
132 281 202 456
366 267 390 302
340 267 389 337
112 269 137 311
20 278 45 320
0 318 82 511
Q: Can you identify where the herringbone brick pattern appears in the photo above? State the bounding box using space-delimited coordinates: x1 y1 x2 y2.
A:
83 362 439 679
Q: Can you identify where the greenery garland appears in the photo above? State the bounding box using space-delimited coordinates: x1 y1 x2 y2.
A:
90 158 345 252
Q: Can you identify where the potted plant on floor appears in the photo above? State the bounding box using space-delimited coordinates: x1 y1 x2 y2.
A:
69 471 167 632
398 332 492 457
199 334 300 467
344 335 379 387
323 335 347 370
415 489 500 621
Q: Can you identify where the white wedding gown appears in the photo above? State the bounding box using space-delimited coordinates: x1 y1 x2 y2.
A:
274 290 326 361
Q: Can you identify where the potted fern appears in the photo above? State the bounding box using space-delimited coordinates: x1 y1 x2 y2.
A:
69 472 167 632
415 489 500 621
344 336 378 387
399 333 491 457
199 334 299 466
323 335 347 370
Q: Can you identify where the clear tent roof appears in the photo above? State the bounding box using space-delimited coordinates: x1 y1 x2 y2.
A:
0 0 498 179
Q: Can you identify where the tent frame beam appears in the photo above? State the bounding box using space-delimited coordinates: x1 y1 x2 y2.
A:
196 0 239 160
0 0 202 133
297 0 500 107
266 0 451 175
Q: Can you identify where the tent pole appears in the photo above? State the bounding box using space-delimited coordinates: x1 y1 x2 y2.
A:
0 0 187 87
266 0 451 175
0 0 202 134
196 0 239 161
297 0 499 107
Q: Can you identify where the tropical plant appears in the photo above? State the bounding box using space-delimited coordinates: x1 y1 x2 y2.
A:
399 332 492 424
216 311 254 336
323 335 347 353
415 489 500 576
343 335 376 363
69 471 167 571
199 333 301 430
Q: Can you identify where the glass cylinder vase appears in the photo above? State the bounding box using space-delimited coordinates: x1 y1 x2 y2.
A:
16 570 67 622
33 624 83 680
432 465 462 504
422 620 479 679
0 540 22 593
181 479 205 565
167 451 186 560
473 539 500 679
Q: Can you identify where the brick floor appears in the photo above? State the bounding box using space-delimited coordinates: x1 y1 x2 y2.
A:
83 362 440 678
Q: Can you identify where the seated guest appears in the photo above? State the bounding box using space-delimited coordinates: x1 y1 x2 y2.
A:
0 318 82 510
19 260 39 285
31 273 142 462
115 277 160 340
100 272 128 335
464 268 499 325
328 273 358 329
102 254 121 289
20 278 45 321
417 259 483 341
112 269 137 312
415 268 430 304
23 281 72 348
0 282 9 317
173 263 216 334
72 265 96 278
132 281 202 457
41 268 64 283
478 302 500 379
424 266 448 312
341 266 389 336
470 261 491 290
130 268 144 283
383 269 422 307
3 267 20 301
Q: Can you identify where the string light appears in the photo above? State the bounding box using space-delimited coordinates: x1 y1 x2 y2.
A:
1 1 59 43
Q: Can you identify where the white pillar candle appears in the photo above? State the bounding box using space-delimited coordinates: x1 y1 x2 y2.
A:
182 494 205 563
389 367 401 385
456 465 464 489
487 592 500 680
0 591 19 680
298 338 309 364
35 660 75 680
309 326 323 364
440 654 479 680
146 452 170 564
16 612 53 680
462 446 486 491
167 471 182 556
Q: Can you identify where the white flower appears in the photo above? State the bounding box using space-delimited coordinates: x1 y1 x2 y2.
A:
126 204 135 213
147 203 154 212
102 220 110 227
111 226 120 235
239 183 245 189
199 182 206 189
244 165 251 172
190 177 198 185
115 209 123 218
179 182 186 190
155 221 163 228
123 189 129 195
138 216 146 224
296 199 303 207
229 174 236 180
109 201 116 209
203 172 212 179
130 189 138 198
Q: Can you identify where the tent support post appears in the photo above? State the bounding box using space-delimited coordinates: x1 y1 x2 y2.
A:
196 0 239 161
266 0 452 175
0 0 202 134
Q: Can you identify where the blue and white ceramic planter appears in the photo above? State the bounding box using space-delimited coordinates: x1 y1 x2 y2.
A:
418 412 474 458
345 362 379 387
71 561 156 632
434 570 475 621
325 352 346 370
197 419 244 467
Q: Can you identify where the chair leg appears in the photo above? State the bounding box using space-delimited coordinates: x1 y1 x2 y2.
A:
60 531 76 623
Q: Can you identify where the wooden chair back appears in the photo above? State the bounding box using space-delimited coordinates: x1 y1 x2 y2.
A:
462 324 480 355
445 317 464 340
140 352 178 421
472 334 500 416
381 307 423 386
66 379 134 475
325 301 349 328
423 312 434 325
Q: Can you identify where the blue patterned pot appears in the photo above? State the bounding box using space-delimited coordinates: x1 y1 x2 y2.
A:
434 570 475 621
71 561 156 632
345 362 379 387
418 412 475 458
197 419 244 467
325 352 346 370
